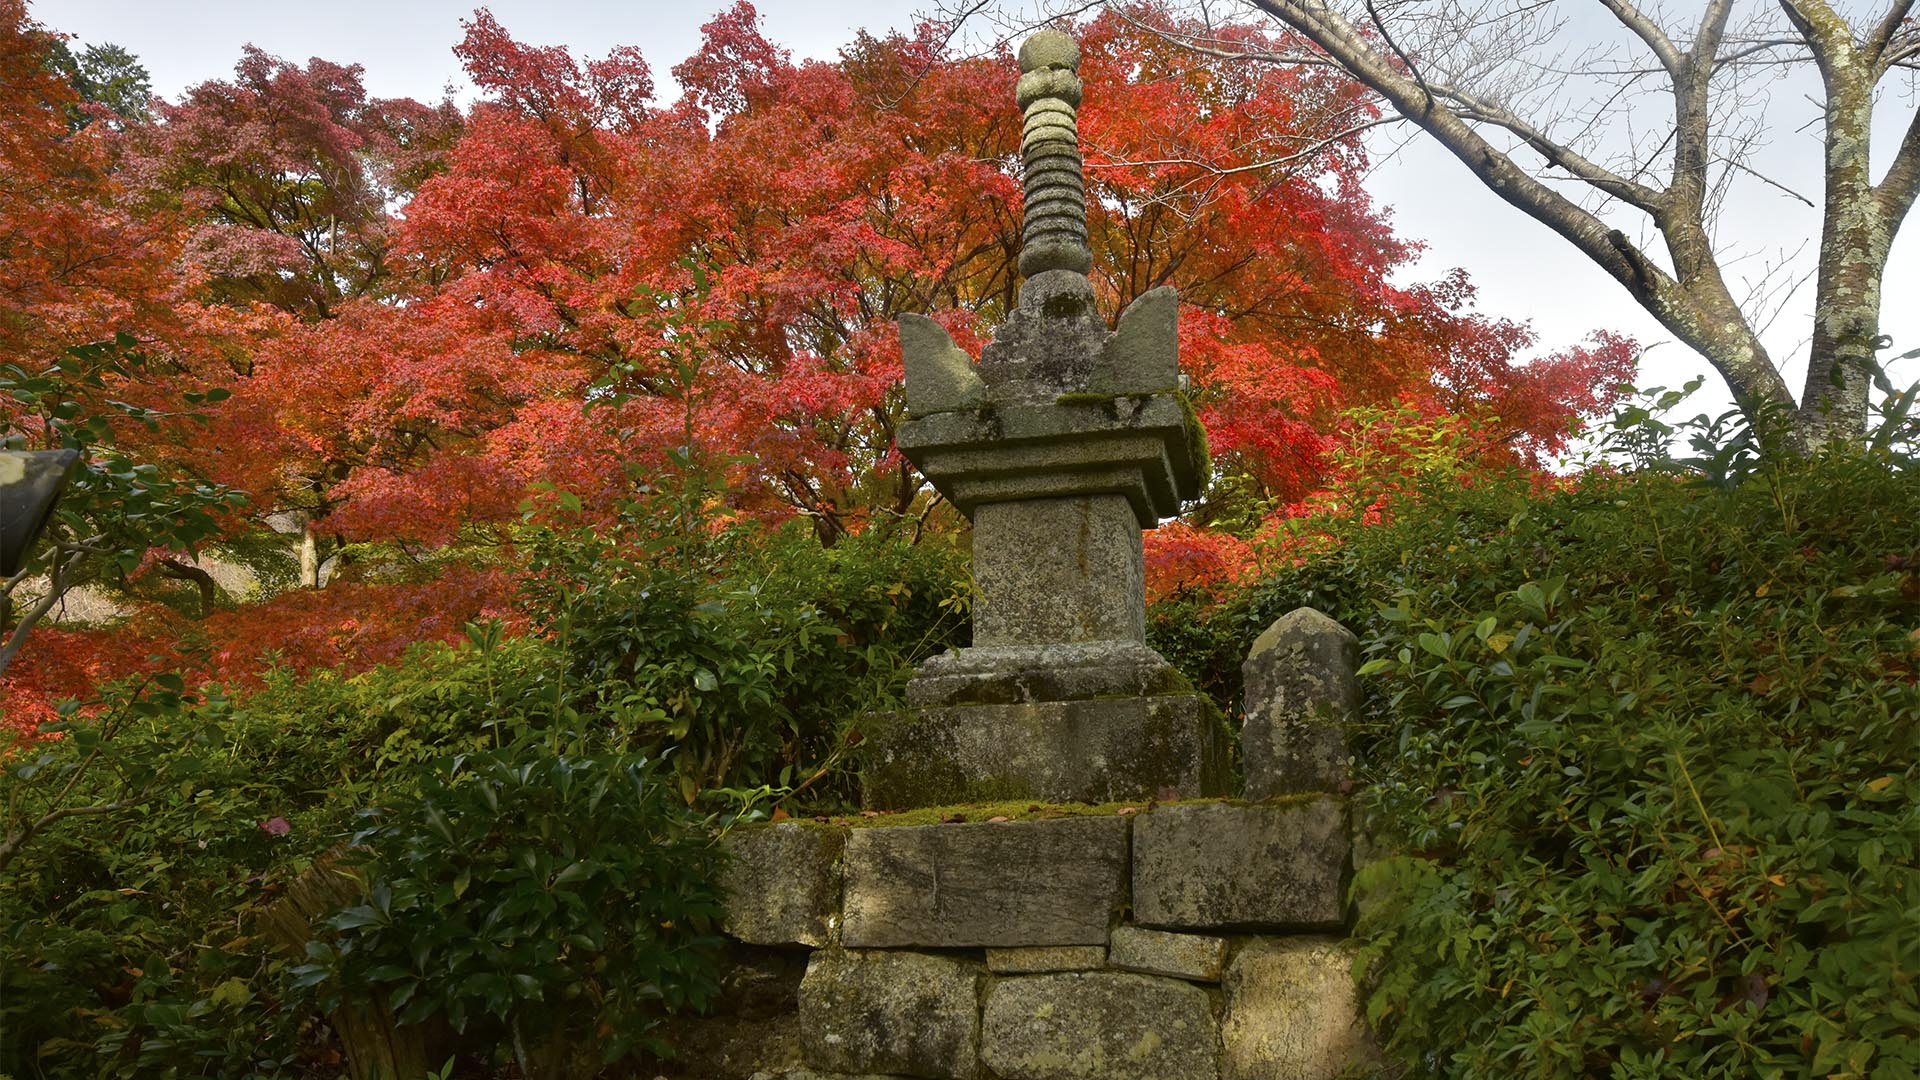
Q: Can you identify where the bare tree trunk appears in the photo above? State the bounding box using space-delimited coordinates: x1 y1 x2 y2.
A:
298 516 321 589
1787 1 1900 446
1213 0 1920 451
157 557 219 616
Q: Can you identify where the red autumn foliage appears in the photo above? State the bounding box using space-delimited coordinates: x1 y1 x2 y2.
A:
2 2 1636 727
1 565 518 738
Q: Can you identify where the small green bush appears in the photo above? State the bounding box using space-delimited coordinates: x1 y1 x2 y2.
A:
293 744 726 1078
520 502 970 800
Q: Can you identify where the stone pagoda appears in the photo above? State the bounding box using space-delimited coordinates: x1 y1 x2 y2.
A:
864 29 1225 808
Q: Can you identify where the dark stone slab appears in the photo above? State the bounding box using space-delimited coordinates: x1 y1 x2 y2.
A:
861 694 1228 809
841 817 1128 947
905 641 1187 707
722 822 845 947
1132 798 1349 931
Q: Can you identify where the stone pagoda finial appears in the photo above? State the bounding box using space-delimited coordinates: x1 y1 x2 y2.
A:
1015 30 1092 280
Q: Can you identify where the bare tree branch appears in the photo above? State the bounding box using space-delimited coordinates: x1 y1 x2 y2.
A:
1596 0 1686 75
1878 100 1920 230
0 800 140 873
1864 0 1917 71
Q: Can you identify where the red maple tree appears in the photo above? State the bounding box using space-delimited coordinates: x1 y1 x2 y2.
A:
3 2 1637 726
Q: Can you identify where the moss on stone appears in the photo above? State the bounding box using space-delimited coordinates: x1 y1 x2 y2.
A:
840 799 1146 828
1174 389 1210 487
797 792 1329 829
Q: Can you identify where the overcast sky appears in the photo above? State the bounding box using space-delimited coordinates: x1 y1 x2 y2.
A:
37 0 1920 430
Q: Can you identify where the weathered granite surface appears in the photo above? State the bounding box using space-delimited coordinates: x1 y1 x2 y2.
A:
981 972 1219 1080
905 640 1187 707
752 1071 916 1080
722 822 844 947
1132 799 1350 930
798 949 982 1079
1107 925 1227 982
1221 938 1379 1080
861 693 1227 808
1014 31 1090 281
974 494 1143 645
987 945 1108 974
1242 607 1360 798
897 394 1201 525
752 1071 915 1080
841 817 1127 947
899 313 987 418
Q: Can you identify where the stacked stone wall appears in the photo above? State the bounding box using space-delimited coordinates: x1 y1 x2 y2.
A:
653 785 1373 1080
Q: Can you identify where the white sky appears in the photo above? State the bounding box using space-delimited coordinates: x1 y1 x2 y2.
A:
36 0 1920 429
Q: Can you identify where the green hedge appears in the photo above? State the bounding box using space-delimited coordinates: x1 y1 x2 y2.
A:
1161 452 1919 1078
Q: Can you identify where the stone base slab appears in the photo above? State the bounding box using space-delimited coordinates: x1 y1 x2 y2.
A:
862 693 1227 808
905 641 1187 707
798 949 982 1079
843 817 1127 948
1132 798 1350 931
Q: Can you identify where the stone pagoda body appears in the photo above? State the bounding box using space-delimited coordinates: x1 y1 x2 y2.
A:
864 30 1226 808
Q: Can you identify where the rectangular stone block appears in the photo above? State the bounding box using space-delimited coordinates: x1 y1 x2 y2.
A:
982 972 1218 1080
1222 937 1379 1080
1107 925 1227 982
842 817 1127 947
862 694 1227 808
1132 799 1349 931
799 949 981 1079
987 945 1107 974
722 822 845 947
972 494 1144 646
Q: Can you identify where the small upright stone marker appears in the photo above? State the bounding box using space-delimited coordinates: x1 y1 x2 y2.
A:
1242 607 1360 798
870 29 1220 808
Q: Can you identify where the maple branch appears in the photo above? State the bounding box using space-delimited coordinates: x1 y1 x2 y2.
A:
1085 115 1402 176
0 542 94 680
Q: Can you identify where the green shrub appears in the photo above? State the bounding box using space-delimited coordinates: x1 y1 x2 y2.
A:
1342 452 1920 1078
292 743 726 1079
1164 445 1919 1079
0 634 592 1079
520 501 970 801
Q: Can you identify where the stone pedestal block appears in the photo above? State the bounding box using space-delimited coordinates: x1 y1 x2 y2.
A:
862 694 1226 808
973 495 1143 645
798 949 982 1079
722 822 844 947
1241 607 1360 798
981 972 1219 1080
1221 938 1378 1080
1107 926 1227 982
1132 798 1349 930
842 817 1126 947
